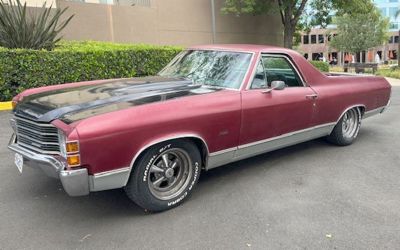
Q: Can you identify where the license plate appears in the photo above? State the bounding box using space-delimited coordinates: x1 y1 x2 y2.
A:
14 153 23 173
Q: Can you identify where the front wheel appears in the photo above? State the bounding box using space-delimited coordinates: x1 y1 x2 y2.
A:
125 139 201 212
327 107 362 146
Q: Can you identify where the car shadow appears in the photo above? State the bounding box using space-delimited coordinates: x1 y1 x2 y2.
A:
21 129 375 221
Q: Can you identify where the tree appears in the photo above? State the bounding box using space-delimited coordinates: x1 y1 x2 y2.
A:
222 0 376 49
329 9 389 60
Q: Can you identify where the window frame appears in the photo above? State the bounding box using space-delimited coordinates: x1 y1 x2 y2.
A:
311 35 317 44
303 35 309 44
249 59 267 90
248 54 306 90
318 34 324 44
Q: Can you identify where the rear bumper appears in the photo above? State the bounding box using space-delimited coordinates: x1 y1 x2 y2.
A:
8 134 90 196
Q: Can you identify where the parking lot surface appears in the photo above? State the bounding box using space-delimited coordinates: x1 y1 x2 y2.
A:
0 86 399 250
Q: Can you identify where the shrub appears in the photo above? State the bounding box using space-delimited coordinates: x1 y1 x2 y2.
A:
310 61 329 72
376 68 400 79
0 0 73 50
0 41 182 101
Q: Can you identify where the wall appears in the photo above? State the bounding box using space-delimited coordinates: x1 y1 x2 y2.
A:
8 0 55 7
56 0 283 46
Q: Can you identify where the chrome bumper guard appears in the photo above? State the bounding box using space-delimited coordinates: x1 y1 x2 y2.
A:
8 134 89 196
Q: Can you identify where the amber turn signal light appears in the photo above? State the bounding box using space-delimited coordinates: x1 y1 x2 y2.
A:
66 141 79 153
67 155 81 167
12 100 18 110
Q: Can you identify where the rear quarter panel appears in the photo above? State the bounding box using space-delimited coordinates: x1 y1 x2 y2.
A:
311 75 391 125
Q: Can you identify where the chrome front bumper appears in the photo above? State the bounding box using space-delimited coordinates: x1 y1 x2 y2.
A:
8 134 89 196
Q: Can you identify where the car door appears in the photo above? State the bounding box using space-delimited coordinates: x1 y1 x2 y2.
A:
236 54 317 158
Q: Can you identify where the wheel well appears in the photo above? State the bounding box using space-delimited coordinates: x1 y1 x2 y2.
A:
185 137 209 169
131 137 209 172
358 106 365 117
338 105 365 122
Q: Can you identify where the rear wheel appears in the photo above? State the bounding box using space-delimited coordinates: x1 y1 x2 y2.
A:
327 107 362 146
125 139 201 212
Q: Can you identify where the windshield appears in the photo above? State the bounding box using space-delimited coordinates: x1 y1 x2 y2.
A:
159 50 252 89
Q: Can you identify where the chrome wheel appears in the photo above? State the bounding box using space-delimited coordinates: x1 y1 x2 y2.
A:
148 148 193 200
342 109 360 139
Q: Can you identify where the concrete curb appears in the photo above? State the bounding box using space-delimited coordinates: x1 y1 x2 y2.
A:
385 77 400 87
0 102 12 111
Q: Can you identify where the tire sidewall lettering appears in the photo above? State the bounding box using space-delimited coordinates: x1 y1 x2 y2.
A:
142 144 171 182
167 161 199 207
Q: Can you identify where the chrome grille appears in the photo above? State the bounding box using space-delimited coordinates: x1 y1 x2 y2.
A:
15 116 60 154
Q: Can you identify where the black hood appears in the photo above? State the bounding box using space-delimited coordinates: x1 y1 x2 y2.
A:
14 76 219 124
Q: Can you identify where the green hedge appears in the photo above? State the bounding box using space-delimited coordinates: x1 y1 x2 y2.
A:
376 68 400 79
0 41 182 101
310 61 329 72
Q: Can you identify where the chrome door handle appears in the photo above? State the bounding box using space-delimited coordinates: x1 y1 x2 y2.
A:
306 94 318 99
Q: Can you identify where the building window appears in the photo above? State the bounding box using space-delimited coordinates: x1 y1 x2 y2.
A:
389 7 399 18
395 36 399 43
312 53 322 61
380 8 387 17
311 35 317 44
390 22 399 29
389 50 397 59
303 35 309 44
318 34 324 44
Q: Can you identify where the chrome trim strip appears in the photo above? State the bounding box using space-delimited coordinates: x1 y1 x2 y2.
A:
15 116 55 127
16 126 57 136
208 147 236 157
206 123 336 170
235 123 335 161
17 133 59 145
125 134 210 186
90 167 131 192
207 147 236 170
246 53 306 90
93 167 130 178
363 106 387 119
238 123 335 150
337 104 366 123
16 141 60 155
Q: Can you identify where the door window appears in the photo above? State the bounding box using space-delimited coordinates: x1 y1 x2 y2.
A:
250 55 303 89
250 60 267 89
262 56 303 87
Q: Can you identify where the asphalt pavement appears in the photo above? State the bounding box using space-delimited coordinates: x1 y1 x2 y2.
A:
0 84 399 250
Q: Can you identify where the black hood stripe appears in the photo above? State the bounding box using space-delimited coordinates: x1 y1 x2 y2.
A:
15 76 221 123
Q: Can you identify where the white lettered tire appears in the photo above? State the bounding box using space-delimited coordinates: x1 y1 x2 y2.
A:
125 139 201 212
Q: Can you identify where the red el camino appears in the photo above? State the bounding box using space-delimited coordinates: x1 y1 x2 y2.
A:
8 45 391 212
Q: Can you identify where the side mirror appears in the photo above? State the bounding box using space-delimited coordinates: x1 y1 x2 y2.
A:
262 80 286 93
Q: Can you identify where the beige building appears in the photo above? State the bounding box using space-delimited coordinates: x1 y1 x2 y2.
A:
299 28 399 65
19 0 283 47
